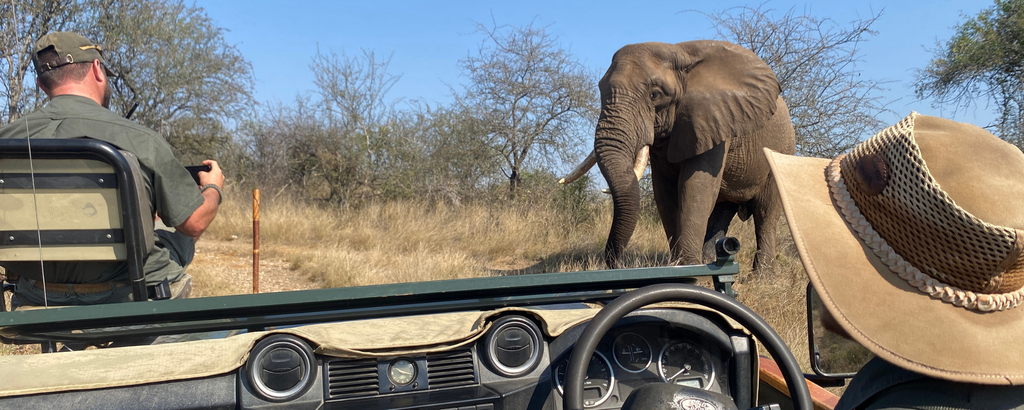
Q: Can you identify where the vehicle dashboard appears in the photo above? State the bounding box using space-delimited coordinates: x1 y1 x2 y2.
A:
0 306 757 410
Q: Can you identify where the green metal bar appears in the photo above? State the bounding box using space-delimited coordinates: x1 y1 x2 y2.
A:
10 292 621 343
0 263 737 342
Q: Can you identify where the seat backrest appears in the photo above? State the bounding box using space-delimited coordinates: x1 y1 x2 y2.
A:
0 138 152 302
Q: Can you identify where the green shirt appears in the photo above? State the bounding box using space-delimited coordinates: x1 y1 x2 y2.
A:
0 95 204 285
837 358 1024 410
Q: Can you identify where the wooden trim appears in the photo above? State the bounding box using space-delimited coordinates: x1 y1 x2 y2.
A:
758 356 839 410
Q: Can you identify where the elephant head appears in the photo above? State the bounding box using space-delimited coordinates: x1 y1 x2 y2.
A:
564 41 782 269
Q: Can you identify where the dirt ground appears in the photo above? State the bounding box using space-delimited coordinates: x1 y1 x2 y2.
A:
188 238 323 297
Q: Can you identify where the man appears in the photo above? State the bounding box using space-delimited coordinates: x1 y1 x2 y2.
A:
764 113 1024 408
0 32 224 307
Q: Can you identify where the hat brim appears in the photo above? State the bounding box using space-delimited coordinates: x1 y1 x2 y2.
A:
102 63 117 78
764 148 1024 385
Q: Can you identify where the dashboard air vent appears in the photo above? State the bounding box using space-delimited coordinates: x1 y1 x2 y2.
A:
426 349 476 389
485 315 543 377
326 358 379 399
244 335 317 403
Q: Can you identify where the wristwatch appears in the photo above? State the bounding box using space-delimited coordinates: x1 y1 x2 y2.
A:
201 184 223 205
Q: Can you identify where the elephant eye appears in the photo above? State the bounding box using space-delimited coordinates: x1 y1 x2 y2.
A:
649 90 661 100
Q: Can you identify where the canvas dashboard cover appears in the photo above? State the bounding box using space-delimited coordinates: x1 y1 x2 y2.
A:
0 306 601 397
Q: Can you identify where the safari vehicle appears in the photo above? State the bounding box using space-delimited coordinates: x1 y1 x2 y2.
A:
0 139 849 410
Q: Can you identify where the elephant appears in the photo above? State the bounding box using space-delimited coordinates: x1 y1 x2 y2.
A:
561 40 795 273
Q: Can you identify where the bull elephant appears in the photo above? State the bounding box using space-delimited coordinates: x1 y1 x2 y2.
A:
562 40 795 272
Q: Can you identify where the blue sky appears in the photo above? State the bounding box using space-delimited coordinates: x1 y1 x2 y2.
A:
197 0 996 128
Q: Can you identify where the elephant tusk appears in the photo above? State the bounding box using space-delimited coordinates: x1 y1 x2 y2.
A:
559 149 598 184
633 145 650 181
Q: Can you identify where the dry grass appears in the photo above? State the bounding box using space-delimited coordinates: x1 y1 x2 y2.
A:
203 195 660 287
4 192 817 382
203 194 814 367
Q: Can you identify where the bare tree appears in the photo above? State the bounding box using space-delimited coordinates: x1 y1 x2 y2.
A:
311 48 401 192
455 21 598 194
0 0 80 124
699 4 892 157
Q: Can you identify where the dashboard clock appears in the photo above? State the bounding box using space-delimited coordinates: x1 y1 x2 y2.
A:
388 359 417 386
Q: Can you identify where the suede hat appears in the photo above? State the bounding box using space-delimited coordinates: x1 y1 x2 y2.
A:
764 112 1024 385
32 32 116 77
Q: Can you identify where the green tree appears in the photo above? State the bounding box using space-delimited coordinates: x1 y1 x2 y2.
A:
0 0 81 123
418 103 502 205
0 0 254 162
91 0 255 160
701 4 892 157
247 49 411 204
915 0 1024 149
454 21 598 195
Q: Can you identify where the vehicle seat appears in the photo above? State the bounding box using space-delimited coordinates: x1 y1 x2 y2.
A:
0 138 153 308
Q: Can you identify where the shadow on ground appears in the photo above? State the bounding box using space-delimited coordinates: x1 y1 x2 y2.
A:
486 249 673 276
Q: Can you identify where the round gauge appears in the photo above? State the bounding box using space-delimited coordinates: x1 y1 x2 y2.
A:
658 341 714 389
612 332 652 373
388 358 417 386
555 351 616 408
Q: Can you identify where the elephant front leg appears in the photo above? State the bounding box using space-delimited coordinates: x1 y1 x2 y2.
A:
702 202 740 262
650 152 681 257
673 142 728 265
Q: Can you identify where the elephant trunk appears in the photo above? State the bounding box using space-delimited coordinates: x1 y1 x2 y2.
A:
597 143 642 269
595 98 651 269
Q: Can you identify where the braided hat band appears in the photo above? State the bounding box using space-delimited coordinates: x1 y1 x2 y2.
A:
826 113 1024 312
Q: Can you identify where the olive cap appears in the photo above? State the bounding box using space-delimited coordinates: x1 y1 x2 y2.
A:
32 32 116 77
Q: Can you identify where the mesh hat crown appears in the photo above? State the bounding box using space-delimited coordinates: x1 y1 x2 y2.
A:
32 32 116 77
828 113 1024 311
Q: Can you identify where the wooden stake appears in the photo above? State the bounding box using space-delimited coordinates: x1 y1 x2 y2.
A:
253 189 260 294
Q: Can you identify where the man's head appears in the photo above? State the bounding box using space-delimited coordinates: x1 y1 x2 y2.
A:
32 32 115 107
764 112 1024 385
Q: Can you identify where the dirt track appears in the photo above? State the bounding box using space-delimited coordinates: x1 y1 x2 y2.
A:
188 239 323 297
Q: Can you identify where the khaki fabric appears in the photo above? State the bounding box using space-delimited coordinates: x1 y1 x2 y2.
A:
764 113 1024 385
290 307 600 358
0 306 604 398
0 157 132 262
0 190 121 231
0 332 262 397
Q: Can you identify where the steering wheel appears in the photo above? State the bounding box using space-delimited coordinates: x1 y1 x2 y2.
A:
564 283 812 410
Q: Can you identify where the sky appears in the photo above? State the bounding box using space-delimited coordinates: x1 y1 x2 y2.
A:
196 0 997 129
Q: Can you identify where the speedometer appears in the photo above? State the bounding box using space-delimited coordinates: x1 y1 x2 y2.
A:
555 351 616 408
658 341 714 389
612 332 652 373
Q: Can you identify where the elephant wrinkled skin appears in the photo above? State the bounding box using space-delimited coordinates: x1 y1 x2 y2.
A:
566 40 795 273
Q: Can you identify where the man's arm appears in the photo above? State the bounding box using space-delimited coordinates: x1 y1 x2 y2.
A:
175 159 224 239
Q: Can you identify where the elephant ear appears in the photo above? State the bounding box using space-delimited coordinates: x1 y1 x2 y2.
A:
668 40 781 163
